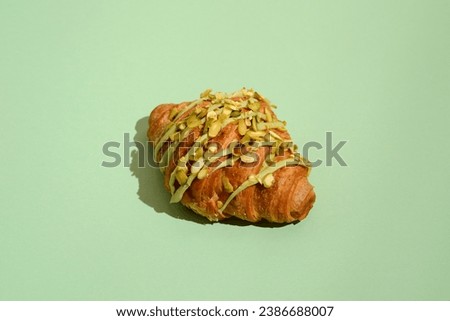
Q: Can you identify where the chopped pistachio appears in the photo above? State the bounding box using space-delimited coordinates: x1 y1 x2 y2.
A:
219 107 232 122
268 130 283 141
215 92 225 100
225 104 238 111
200 88 212 98
240 134 251 145
230 90 242 98
198 108 207 118
239 100 249 109
207 103 222 112
190 120 203 129
224 99 238 110
222 176 234 193
207 110 218 120
265 108 273 122
169 131 180 141
248 101 260 112
263 173 275 188
178 123 186 130
182 129 190 139
243 89 254 98
217 201 224 209
223 106 232 116
208 143 218 154
257 121 285 131
197 168 208 180
186 114 200 128
238 119 247 136
251 117 258 131
255 111 268 121
230 110 241 117
194 146 203 160
208 120 221 138
263 132 272 142
247 130 266 140
240 154 256 163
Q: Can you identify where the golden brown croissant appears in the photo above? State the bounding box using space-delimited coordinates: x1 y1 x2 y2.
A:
147 88 316 223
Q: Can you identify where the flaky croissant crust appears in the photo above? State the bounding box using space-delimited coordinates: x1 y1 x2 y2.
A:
148 89 316 223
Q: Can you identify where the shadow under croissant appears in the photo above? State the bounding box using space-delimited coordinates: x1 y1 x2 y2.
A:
130 116 298 228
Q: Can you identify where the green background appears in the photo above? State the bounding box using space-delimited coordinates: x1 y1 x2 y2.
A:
1 0 449 300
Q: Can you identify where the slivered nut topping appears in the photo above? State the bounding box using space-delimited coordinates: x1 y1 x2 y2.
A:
197 168 208 180
263 173 275 188
163 88 311 209
208 120 221 138
222 176 234 193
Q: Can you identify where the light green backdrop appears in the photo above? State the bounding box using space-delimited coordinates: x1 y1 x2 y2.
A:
1 0 449 300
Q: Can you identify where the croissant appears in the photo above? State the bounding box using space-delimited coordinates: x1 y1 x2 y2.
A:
147 88 316 223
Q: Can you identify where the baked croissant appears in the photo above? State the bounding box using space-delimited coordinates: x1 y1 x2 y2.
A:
147 88 316 223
